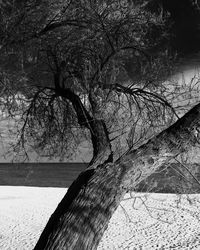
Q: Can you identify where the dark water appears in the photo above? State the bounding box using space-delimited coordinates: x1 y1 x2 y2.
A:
1 162 200 193
0 163 88 188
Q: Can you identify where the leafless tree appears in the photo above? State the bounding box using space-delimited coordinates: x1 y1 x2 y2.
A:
0 0 200 249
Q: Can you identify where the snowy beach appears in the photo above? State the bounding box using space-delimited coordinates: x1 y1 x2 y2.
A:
0 186 200 249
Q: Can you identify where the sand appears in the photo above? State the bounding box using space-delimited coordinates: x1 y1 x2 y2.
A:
0 186 200 249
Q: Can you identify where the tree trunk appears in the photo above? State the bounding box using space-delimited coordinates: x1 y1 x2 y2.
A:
34 103 200 250
56 87 113 166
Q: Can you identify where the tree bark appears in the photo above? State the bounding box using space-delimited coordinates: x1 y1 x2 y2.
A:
56 87 113 165
34 103 200 250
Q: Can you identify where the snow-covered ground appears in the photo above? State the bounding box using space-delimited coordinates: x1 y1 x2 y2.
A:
0 187 200 249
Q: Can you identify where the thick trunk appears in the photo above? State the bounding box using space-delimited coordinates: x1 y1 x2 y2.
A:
34 103 200 250
34 164 124 250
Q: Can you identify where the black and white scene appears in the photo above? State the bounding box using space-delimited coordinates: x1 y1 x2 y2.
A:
1 0 200 249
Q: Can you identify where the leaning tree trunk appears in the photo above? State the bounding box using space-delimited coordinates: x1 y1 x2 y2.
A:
34 103 200 250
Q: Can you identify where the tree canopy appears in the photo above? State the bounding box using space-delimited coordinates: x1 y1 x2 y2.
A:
0 0 186 162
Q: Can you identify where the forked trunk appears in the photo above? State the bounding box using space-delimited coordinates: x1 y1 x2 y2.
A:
34 103 200 250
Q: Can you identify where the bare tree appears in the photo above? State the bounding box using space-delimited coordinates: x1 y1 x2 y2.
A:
0 0 200 249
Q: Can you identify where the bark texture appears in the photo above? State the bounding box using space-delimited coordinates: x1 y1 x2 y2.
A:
56 87 113 165
34 103 200 250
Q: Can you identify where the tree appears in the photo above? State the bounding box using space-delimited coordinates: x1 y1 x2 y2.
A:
34 103 200 250
0 0 200 249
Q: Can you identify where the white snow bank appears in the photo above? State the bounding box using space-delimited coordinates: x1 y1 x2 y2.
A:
0 186 200 249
